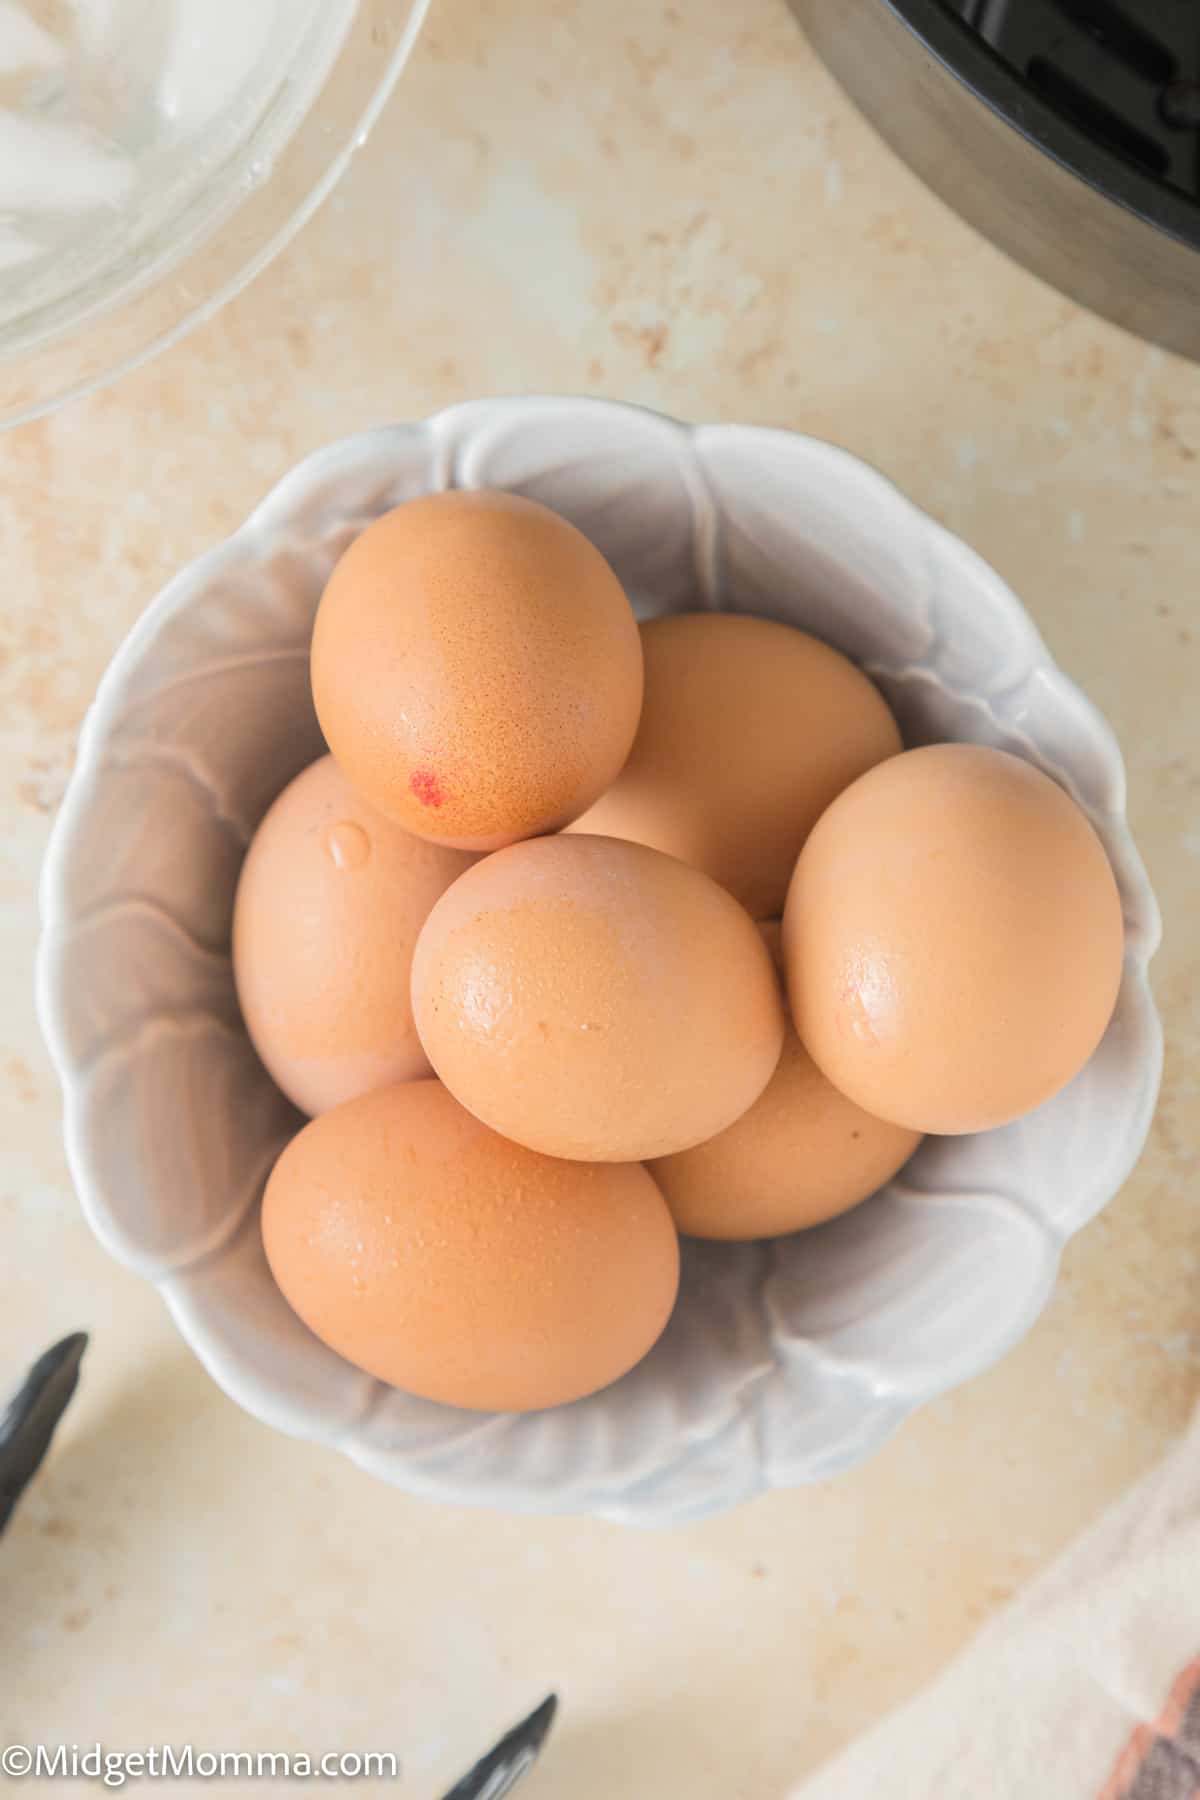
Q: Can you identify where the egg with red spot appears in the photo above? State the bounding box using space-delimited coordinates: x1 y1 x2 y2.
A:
311 489 644 850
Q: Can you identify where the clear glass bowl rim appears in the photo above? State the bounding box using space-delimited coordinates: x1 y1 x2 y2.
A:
0 0 431 431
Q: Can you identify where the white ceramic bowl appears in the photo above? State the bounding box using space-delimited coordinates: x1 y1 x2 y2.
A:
37 398 1162 1525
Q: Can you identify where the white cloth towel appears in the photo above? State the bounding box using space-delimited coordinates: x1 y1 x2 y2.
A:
793 1410 1200 1800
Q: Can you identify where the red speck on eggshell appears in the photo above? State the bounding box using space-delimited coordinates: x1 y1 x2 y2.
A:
410 770 445 809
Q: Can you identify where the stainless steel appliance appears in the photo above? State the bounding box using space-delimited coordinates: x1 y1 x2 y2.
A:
790 0 1200 357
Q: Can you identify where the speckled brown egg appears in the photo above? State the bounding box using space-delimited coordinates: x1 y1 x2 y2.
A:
261 1080 681 1412
233 756 476 1116
411 833 785 1162
310 490 644 851
651 924 921 1239
566 612 902 918
783 743 1125 1135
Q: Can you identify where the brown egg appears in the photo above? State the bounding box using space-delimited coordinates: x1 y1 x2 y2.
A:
783 743 1125 1135
566 612 902 918
758 918 784 964
652 924 920 1238
411 833 785 1162
233 756 476 1116
261 1080 680 1412
310 490 644 851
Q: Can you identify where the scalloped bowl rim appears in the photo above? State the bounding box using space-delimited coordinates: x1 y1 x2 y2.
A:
35 397 1164 1523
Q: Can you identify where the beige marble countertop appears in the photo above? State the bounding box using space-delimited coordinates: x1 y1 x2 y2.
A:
2 2 1198 1794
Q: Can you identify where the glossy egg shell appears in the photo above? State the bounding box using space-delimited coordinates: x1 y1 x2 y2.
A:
310 489 644 851
783 743 1125 1135
411 833 785 1162
261 1080 681 1413
567 611 902 918
233 755 476 1115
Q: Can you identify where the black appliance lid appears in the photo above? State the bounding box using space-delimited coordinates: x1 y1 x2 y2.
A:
892 0 1200 253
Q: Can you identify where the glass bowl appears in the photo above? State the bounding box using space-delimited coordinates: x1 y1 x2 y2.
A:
0 0 430 429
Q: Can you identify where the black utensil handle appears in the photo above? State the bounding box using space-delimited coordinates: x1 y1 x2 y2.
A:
0 1333 88 1535
441 1695 558 1800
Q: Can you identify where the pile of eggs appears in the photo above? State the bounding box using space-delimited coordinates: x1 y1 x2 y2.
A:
234 490 1125 1415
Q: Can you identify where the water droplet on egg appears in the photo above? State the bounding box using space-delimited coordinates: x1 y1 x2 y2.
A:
325 821 370 870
